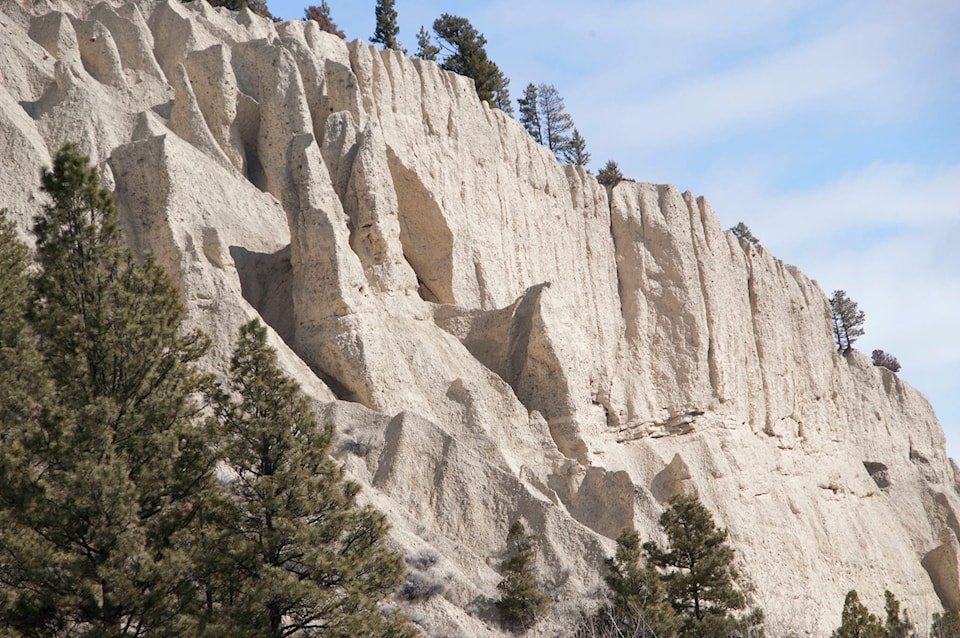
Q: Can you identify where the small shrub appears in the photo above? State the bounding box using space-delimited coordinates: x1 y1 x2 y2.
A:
871 349 901 373
406 548 440 571
400 570 445 601
597 160 624 187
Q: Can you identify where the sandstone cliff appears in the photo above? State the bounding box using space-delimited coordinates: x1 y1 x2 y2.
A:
1 2 958 635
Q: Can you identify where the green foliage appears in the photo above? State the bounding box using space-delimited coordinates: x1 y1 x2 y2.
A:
431 14 512 112
730 222 759 245
205 0 273 19
931 610 960 638
563 128 591 167
496 520 550 631
415 25 440 61
371 0 403 51
207 320 414 637
597 160 624 187
519 83 587 164
830 290 866 353
643 495 758 637
596 529 679 637
0 145 218 636
831 590 887 638
305 1 345 38
518 83 542 144
536 83 574 156
883 590 915 638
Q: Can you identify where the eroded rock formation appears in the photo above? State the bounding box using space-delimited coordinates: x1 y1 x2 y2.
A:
1 2 957 635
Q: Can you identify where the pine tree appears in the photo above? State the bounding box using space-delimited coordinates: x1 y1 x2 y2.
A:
563 128 591 167
730 222 759 245
829 290 866 353
643 495 756 637
206 0 274 19
208 320 414 638
517 83 542 143
931 610 960 638
305 1 345 39
495 520 550 630
597 160 624 187
883 591 916 638
831 590 887 638
536 84 574 157
415 26 439 61
371 0 403 52
599 529 679 637
0 145 218 636
432 14 512 112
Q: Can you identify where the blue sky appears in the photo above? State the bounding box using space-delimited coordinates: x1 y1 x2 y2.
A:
268 1 960 458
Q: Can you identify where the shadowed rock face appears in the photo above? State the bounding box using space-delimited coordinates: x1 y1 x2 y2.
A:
1 1 958 634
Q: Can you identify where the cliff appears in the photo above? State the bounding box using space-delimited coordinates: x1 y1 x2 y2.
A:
1 2 958 635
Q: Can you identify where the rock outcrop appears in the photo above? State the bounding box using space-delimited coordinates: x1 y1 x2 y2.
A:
1 2 958 635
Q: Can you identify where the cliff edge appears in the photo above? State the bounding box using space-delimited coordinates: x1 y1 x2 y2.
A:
1 2 958 635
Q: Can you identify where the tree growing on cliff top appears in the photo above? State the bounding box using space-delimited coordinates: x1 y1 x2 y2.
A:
830 290 866 353
517 83 542 144
597 160 624 187
430 14 512 113
872 349 901 373
496 520 550 630
206 320 415 637
0 145 218 636
371 0 403 52
730 222 759 245
305 1 345 38
563 128 591 167
415 25 440 60
206 0 274 19
536 83 574 156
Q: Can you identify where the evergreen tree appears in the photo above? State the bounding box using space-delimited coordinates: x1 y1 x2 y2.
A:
371 0 403 52
415 26 439 61
206 0 274 19
598 529 679 637
730 222 759 245
643 495 756 637
831 590 886 638
517 83 542 144
0 145 218 636
563 128 591 167
432 14 512 112
536 83 574 157
495 520 550 630
883 591 915 638
305 1 345 39
208 320 414 638
829 290 866 353
931 610 960 638
597 160 624 187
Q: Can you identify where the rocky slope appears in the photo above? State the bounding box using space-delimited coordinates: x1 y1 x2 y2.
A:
1 1 958 635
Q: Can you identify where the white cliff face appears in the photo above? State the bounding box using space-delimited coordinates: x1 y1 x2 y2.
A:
1 2 958 635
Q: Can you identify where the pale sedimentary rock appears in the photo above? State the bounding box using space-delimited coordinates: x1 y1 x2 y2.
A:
1 2 957 635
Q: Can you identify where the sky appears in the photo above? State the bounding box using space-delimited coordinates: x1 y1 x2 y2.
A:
268 1 960 459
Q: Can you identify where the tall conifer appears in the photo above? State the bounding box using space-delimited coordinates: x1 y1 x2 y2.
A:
208 321 414 637
371 0 403 51
0 145 218 636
